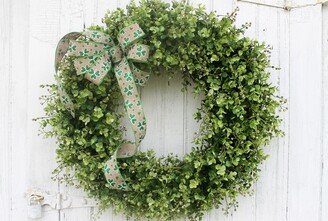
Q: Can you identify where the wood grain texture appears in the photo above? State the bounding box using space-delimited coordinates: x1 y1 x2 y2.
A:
28 0 61 220
0 0 12 220
1 0 327 220
11 0 30 220
321 3 328 221
288 5 323 221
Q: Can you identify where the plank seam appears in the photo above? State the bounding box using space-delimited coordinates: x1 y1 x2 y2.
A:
319 4 326 221
285 10 291 221
8 0 13 219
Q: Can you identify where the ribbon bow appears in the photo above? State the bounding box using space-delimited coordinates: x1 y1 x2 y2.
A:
55 24 150 190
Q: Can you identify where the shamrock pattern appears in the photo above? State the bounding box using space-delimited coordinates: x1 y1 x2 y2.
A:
81 66 91 74
89 70 100 79
93 50 102 56
123 37 130 47
91 31 101 39
118 183 127 190
135 78 144 85
90 56 99 65
102 62 111 71
103 155 129 190
129 114 136 124
136 45 146 57
115 68 123 76
107 179 116 187
56 25 150 191
125 100 133 109
61 95 69 104
133 29 143 38
124 72 133 81
68 44 76 52
79 49 89 56
124 85 133 96
104 44 111 51
103 164 110 173
137 121 146 130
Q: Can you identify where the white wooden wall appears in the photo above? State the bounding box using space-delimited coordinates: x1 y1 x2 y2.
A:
1 0 327 220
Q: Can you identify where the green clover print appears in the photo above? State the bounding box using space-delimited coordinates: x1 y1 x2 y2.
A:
68 44 76 52
114 164 119 171
90 69 100 79
123 59 129 65
102 62 111 71
129 114 136 124
79 49 89 56
103 164 110 174
61 95 69 104
135 79 144 85
124 85 133 96
118 183 127 190
91 31 101 39
123 37 130 47
124 72 133 81
125 100 133 109
104 44 111 51
133 29 142 38
94 50 102 56
81 66 92 74
107 179 116 187
137 121 146 130
136 46 146 57
90 56 99 65
115 68 123 76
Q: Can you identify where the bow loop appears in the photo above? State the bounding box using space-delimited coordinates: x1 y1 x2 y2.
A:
66 40 108 58
117 24 145 49
66 40 111 85
127 43 150 63
85 30 115 46
55 23 150 191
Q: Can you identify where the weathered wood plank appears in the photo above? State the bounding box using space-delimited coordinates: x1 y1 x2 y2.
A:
254 6 290 221
274 8 290 221
10 0 30 220
0 0 12 220
287 5 323 221
28 0 63 220
321 3 328 221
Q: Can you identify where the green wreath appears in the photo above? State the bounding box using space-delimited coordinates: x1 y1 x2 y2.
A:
37 0 285 220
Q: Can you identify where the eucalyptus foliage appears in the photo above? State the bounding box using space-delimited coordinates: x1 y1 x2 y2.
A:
38 0 284 220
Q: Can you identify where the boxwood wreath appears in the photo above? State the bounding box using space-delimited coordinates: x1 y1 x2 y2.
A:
37 0 285 220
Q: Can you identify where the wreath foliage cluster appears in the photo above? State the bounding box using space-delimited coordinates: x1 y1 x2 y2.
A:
38 0 284 220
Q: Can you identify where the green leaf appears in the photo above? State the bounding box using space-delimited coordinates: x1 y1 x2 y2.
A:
215 165 226 175
189 179 199 188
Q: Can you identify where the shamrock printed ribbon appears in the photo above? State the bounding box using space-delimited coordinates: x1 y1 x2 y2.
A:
55 24 150 191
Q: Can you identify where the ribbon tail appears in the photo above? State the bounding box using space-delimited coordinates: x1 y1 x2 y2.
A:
103 57 147 190
55 73 75 117
130 63 150 86
103 151 127 190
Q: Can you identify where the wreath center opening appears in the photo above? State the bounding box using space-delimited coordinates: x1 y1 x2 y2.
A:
121 72 203 157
